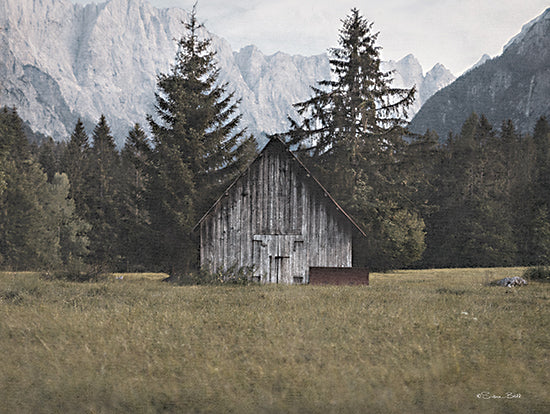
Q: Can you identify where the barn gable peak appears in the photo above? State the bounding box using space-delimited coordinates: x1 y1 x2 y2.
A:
195 136 366 237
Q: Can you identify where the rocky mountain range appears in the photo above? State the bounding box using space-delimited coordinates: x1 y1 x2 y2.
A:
0 0 455 145
409 8 550 139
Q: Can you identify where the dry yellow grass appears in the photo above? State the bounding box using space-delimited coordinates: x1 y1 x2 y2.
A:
0 268 548 413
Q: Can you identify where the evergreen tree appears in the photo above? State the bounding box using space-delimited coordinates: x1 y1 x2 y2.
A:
0 107 29 161
499 119 525 198
285 9 421 270
0 159 48 269
532 116 550 206
61 118 90 215
402 129 442 216
82 115 122 268
521 116 550 264
38 173 90 268
423 114 517 267
119 124 153 270
37 137 63 183
147 7 256 273
0 108 88 270
0 107 40 269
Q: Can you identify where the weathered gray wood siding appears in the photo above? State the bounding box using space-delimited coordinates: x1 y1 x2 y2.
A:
200 140 353 284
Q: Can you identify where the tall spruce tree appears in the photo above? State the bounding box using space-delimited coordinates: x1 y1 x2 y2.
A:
37 137 63 183
0 107 43 269
119 124 153 270
82 115 122 268
147 7 256 274
61 119 90 216
285 9 422 270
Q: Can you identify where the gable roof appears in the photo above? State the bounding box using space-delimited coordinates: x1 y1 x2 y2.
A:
194 136 366 237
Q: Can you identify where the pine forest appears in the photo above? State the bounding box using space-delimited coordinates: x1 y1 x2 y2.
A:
1 8 550 276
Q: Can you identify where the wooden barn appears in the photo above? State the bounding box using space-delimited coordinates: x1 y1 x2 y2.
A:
196 136 366 284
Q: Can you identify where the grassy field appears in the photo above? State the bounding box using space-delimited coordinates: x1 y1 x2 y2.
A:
0 268 548 413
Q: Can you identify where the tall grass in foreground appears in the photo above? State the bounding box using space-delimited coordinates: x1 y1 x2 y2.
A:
0 268 548 413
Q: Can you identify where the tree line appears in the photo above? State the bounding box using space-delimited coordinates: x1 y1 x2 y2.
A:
1 8 549 273
0 8 255 274
421 114 550 269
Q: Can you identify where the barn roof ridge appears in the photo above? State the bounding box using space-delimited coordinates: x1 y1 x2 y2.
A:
194 136 367 237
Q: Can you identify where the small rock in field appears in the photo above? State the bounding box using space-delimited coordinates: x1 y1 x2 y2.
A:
493 277 527 287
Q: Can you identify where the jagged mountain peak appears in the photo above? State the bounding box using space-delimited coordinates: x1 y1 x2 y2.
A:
504 7 550 51
399 53 421 65
409 8 550 139
380 55 455 118
397 55 424 77
1 0 453 144
426 63 451 75
470 54 492 70
237 44 263 55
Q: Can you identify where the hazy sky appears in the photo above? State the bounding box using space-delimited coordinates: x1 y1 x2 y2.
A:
71 0 549 75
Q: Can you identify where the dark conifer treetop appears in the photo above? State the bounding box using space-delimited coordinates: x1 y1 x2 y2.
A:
284 9 421 269
146 5 256 273
148 6 251 196
289 8 416 160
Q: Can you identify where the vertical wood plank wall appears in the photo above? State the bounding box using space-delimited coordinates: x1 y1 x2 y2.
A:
200 140 353 283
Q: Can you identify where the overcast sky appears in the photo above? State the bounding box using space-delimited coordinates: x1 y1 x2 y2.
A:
72 0 549 75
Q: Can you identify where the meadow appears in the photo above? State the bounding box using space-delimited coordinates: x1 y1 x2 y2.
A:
0 268 548 413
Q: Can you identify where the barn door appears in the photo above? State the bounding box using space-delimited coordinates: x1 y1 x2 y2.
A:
253 235 304 283
269 256 288 284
